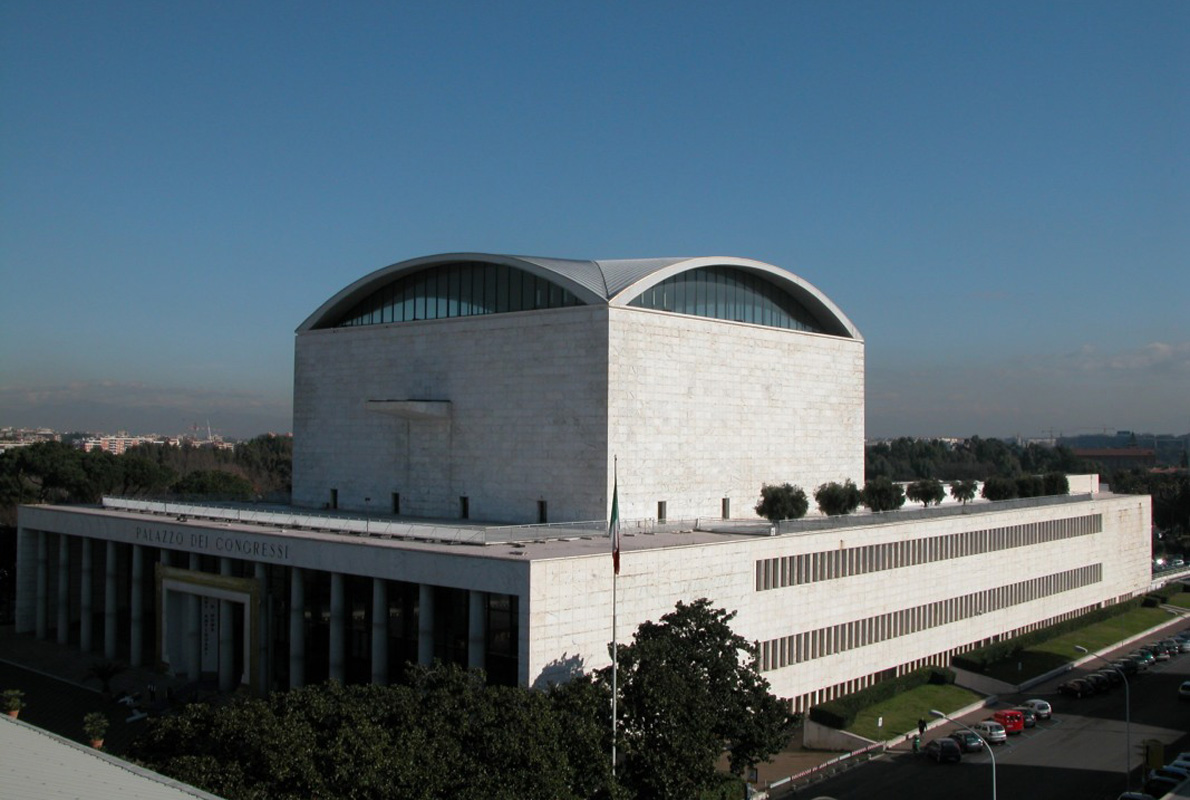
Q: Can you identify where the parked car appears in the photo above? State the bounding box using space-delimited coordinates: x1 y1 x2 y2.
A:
925 737 963 763
1014 707 1037 727
971 720 1007 744
1179 680 1190 701
1178 640 1190 653
949 730 985 752
1019 698 1052 719
1095 669 1123 687
1130 649 1155 666
1112 658 1140 675
992 709 1025 734
1146 643 1171 661
1059 678 1093 698
1143 776 1181 798
1160 638 1182 653
1147 765 1190 784
1084 672 1112 692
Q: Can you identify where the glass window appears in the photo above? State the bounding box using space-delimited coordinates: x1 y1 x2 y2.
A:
628 265 829 334
329 261 585 328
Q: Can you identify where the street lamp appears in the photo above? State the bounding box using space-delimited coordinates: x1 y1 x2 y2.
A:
1075 644 1132 791
930 709 996 800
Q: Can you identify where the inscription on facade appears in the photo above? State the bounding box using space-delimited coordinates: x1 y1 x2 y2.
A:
134 526 291 562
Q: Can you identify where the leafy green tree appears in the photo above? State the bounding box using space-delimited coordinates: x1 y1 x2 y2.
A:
949 479 978 506
861 477 905 512
1015 475 1045 498
1042 472 1069 496
814 480 860 516
172 470 255 500
981 476 1018 501
608 599 794 799
755 483 808 522
905 478 946 508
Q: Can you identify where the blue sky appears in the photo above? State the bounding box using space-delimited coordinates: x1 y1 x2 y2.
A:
2 1 1187 439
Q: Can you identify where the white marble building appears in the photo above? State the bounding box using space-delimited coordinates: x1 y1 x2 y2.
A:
13 253 1152 711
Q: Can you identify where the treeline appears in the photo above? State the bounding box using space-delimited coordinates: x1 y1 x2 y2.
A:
128 600 795 800
865 437 1092 482
0 435 292 525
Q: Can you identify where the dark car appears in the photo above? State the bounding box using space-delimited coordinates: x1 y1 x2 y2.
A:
1112 658 1140 676
1084 672 1111 692
1095 669 1123 687
1014 707 1038 727
1059 678 1093 698
925 737 963 763
949 730 985 752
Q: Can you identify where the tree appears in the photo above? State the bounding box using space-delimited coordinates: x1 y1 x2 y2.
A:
755 483 808 522
815 480 860 516
949 479 978 506
905 478 946 508
1042 472 1069 496
861 477 905 512
981 476 1018 501
608 599 795 799
172 470 255 500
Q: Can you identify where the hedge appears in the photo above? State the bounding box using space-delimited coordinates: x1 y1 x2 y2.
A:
808 666 955 730
952 599 1142 673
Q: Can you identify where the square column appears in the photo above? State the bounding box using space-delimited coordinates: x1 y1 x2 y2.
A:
57 534 69 645
80 538 93 652
289 567 305 689
329 572 345 682
371 578 388 685
104 541 118 660
35 531 48 639
468 590 487 670
130 545 143 667
418 584 435 666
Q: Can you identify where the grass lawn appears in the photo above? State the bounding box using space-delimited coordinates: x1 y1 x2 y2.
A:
1165 591 1190 608
981 606 1173 683
847 683 982 741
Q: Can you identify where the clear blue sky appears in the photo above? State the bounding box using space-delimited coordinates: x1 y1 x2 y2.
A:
2 1 1187 439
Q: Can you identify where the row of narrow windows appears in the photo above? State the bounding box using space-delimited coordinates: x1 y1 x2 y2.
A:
755 514 1102 592
628 265 825 333
758 563 1102 672
334 262 583 328
330 262 835 335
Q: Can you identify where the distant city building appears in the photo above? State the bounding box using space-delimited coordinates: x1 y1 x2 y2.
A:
14 253 1151 713
1072 447 1158 470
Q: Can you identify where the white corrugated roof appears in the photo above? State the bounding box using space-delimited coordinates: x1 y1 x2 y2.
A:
0 715 224 800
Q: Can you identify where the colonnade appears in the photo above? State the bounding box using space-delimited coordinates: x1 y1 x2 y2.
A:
21 528 497 695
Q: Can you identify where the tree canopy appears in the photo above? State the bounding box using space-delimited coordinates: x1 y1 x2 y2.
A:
861 477 905 512
755 483 808 522
607 598 795 799
905 478 946 508
814 480 860 516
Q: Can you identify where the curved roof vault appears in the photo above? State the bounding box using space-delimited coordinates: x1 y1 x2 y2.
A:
298 252 861 340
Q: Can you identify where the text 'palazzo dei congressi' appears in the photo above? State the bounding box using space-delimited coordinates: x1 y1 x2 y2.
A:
15 253 1150 712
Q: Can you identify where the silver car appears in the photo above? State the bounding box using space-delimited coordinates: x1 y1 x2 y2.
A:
970 720 1007 744
1019 698 1052 719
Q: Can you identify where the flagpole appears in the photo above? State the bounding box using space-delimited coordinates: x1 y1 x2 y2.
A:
611 456 618 779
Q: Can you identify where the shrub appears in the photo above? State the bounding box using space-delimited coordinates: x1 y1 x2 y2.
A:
861 477 905 512
949 480 978 505
755 483 808 522
814 480 861 516
1015 475 1045 498
808 667 955 729
906 479 946 508
1043 472 1070 495
981 476 1018 501
953 599 1142 673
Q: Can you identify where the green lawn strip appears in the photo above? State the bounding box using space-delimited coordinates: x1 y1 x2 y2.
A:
847 683 982 741
982 606 1172 683
1165 591 1190 608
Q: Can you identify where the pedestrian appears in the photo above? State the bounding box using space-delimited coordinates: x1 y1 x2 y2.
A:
918 717 926 736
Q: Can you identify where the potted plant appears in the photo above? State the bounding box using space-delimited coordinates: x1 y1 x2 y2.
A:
3 689 25 719
83 711 109 749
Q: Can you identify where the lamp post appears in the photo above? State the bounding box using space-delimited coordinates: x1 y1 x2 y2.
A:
931 709 996 800
1075 644 1132 791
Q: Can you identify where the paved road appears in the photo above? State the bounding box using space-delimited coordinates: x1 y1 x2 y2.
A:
796 627 1190 800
